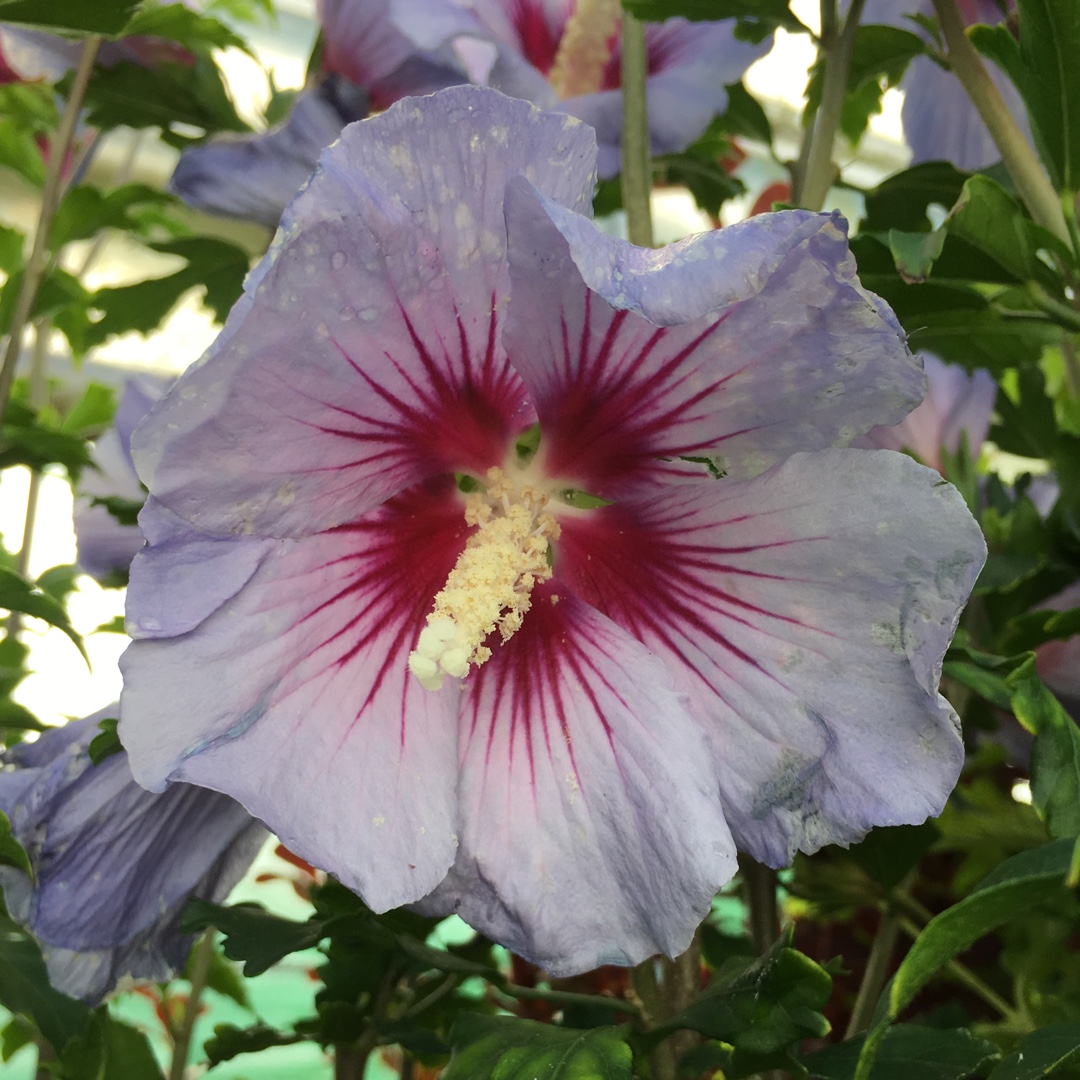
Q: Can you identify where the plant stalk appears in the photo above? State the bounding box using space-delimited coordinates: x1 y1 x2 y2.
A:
931 0 1070 246
168 931 216 1080
795 0 864 210
620 9 653 247
0 35 101 423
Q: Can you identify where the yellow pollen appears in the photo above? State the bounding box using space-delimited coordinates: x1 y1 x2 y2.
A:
408 467 560 691
548 0 621 100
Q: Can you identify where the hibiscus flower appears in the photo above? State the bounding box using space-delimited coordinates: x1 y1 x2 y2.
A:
120 86 985 974
0 711 265 1003
390 0 770 177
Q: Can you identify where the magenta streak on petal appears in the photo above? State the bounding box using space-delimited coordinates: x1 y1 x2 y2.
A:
538 289 737 489
556 499 835 706
465 581 635 813
510 0 564 74
260 478 469 754
291 295 520 483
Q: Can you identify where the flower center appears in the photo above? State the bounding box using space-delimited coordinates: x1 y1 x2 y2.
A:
408 467 561 691
548 0 621 100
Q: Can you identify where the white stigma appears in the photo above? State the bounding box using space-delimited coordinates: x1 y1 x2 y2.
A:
408 467 560 691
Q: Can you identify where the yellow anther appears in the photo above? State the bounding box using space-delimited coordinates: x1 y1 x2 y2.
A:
407 467 561 691
548 0 621 100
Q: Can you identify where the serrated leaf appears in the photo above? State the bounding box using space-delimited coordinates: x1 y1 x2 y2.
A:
0 915 91 1055
204 1023 302 1065
443 1015 631 1080
75 55 250 140
120 4 250 53
856 840 1077 1080
988 1024 1080 1080
805 25 925 143
50 184 173 251
0 810 31 878
180 899 324 977
0 568 86 661
661 934 831 1051
1007 657 1080 838
719 81 772 145
806 1025 998 1080
86 237 248 345
0 0 139 33
619 0 806 31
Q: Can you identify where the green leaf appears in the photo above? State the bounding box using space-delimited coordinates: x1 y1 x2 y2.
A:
0 408 101 476
806 1025 998 1080
120 3 250 53
805 26 926 143
999 605 1080 654
0 225 23 277
862 162 971 233
36 564 81 606
90 496 144 527
619 0 807 32
60 382 116 437
58 1008 162 1080
87 717 123 767
945 175 1071 286
988 1024 1080 1080
0 811 31 878
0 916 91 1055
1007 657 1080 838
204 1023 303 1065
662 933 830 1051
442 1015 631 1080
50 184 173 250
0 568 86 661
856 840 1077 1080
0 0 139 33
719 81 773 145
1015 0 1080 190
943 645 1033 710
180 899 325 977
86 237 249 345
0 698 47 732
846 822 940 892
75 56 250 142
888 227 946 284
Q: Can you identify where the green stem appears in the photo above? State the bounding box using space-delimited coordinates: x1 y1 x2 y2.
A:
627 941 704 1080
931 0 1070 247
741 856 780 954
620 10 653 247
796 0 864 210
895 916 1019 1021
6 319 49 638
1025 282 1080 333
168 931 216 1080
334 1036 374 1080
0 35 101 424
845 905 901 1037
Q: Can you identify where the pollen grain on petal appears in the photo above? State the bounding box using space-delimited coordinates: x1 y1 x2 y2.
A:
408 467 561 689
